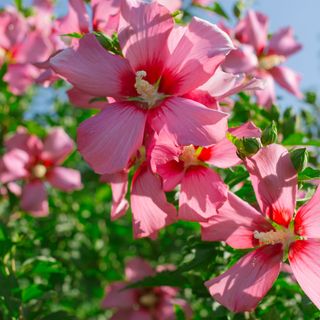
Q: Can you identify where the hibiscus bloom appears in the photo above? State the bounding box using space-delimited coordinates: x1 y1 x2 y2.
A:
150 122 261 222
202 144 320 312
0 5 55 94
102 257 192 319
0 128 82 216
222 10 302 108
50 0 234 175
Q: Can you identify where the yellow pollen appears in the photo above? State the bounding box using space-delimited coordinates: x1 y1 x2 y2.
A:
180 145 201 168
139 292 158 308
253 229 292 245
134 70 162 107
32 164 47 179
259 54 286 70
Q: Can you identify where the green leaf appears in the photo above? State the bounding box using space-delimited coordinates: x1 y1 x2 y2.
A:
22 284 44 302
283 133 320 147
61 32 83 39
298 167 320 181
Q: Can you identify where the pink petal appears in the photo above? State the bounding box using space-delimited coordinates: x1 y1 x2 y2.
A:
199 67 264 100
55 0 89 35
21 181 49 217
119 0 173 72
92 0 120 35
50 34 135 98
294 186 320 238
102 282 136 309
179 166 227 221
131 164 177 238
201 192 273 249
47 167 82 192
150 97 228 147
0 8 27 49
5 127 43 155
101 170 129 220
77 102 147 174
154 299 176 320
158 0 182 12
4 64 40 95
205 244 283 312
245 144 297 227
0 149 30 183
255 72 276 108
41 128 74 164
236 10 268 54
270 66 303 99
268 27 302 57
14 30 53 64
223 44 258 74
125 257 155 282
207 122 261 168
110 310 152 320
150 135 184 191
67 87 108 109
164 18 234 95
289 240 320 309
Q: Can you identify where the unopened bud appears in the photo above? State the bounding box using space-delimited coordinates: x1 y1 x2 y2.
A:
290 148 308 172
241 138 261 157
261 121 278 146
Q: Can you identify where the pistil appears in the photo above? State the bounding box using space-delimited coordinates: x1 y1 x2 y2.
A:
259 54 285 70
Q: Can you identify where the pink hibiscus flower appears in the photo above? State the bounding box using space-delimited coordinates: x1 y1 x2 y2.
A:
222 10 303 108
102 257 192 319
0 5 55 94
50 0 234 175
0 127 82 216
150 122 261 222
202 143 320 312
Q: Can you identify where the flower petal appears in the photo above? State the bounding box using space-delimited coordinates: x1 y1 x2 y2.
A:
255 72 276 109
245 144 297 227
289 240 320 309
67 87 108 109
47 167 82 192
131 164 177 238
102 282 136 309
179 166 227 221
50 34 134 98
163 18 234 95
101 170 129 220
201 192 273 249
223 44 258 74
294 186 320 238
42 128 74 164
268 27 302 57
78 102 147 174
205 244 283 312
125 257 155 282
0 149 30 183
21 181 49 217
270 66 303 99
55 0 90 35
150 97 228 147
119 0 173 71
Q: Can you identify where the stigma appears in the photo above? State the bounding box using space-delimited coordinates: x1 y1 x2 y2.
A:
134 70 165 108
259 54 286 70
253 229 294 246
32 164 47 179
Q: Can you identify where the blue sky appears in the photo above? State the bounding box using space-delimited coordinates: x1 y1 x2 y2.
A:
2 0 319 108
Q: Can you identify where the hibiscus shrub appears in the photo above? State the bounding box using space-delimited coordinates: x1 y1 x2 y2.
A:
0 0 319 320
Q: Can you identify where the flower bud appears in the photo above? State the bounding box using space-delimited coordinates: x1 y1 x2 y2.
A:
290 148 308 172
261 121 278 146
241 138 261 157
